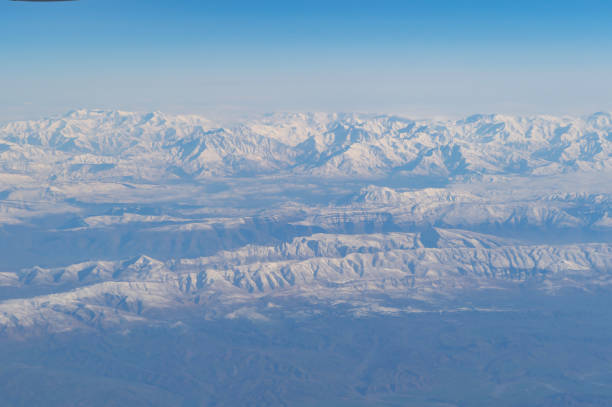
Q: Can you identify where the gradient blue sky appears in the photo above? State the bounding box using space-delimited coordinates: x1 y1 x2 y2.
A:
1 0 611 120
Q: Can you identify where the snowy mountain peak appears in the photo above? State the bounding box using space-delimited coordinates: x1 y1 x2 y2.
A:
1 109 611 181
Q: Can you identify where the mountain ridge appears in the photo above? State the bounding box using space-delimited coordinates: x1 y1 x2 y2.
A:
1 110 611 335
1 110 612 182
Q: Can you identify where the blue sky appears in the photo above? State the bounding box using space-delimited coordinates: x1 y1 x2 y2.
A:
1 0 612 120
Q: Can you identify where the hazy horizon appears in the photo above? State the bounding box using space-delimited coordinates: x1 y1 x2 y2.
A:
2 0 612 121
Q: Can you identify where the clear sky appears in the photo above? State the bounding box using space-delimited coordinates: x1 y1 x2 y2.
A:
1 0 612 120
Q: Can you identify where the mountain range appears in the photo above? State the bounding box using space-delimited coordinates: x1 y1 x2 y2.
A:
1 110 611 336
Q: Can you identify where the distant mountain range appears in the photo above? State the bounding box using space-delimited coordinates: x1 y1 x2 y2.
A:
1 110 611 336
1 110 611 182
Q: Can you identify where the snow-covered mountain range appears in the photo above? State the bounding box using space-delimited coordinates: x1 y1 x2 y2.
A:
1 110 611 335
1 109 612 181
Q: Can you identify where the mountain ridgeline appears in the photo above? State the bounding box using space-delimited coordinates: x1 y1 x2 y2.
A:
1 110 611 181
0 110 611 335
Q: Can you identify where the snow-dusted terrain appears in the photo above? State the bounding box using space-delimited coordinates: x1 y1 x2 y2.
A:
1 110 612 335
2 109 612 181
